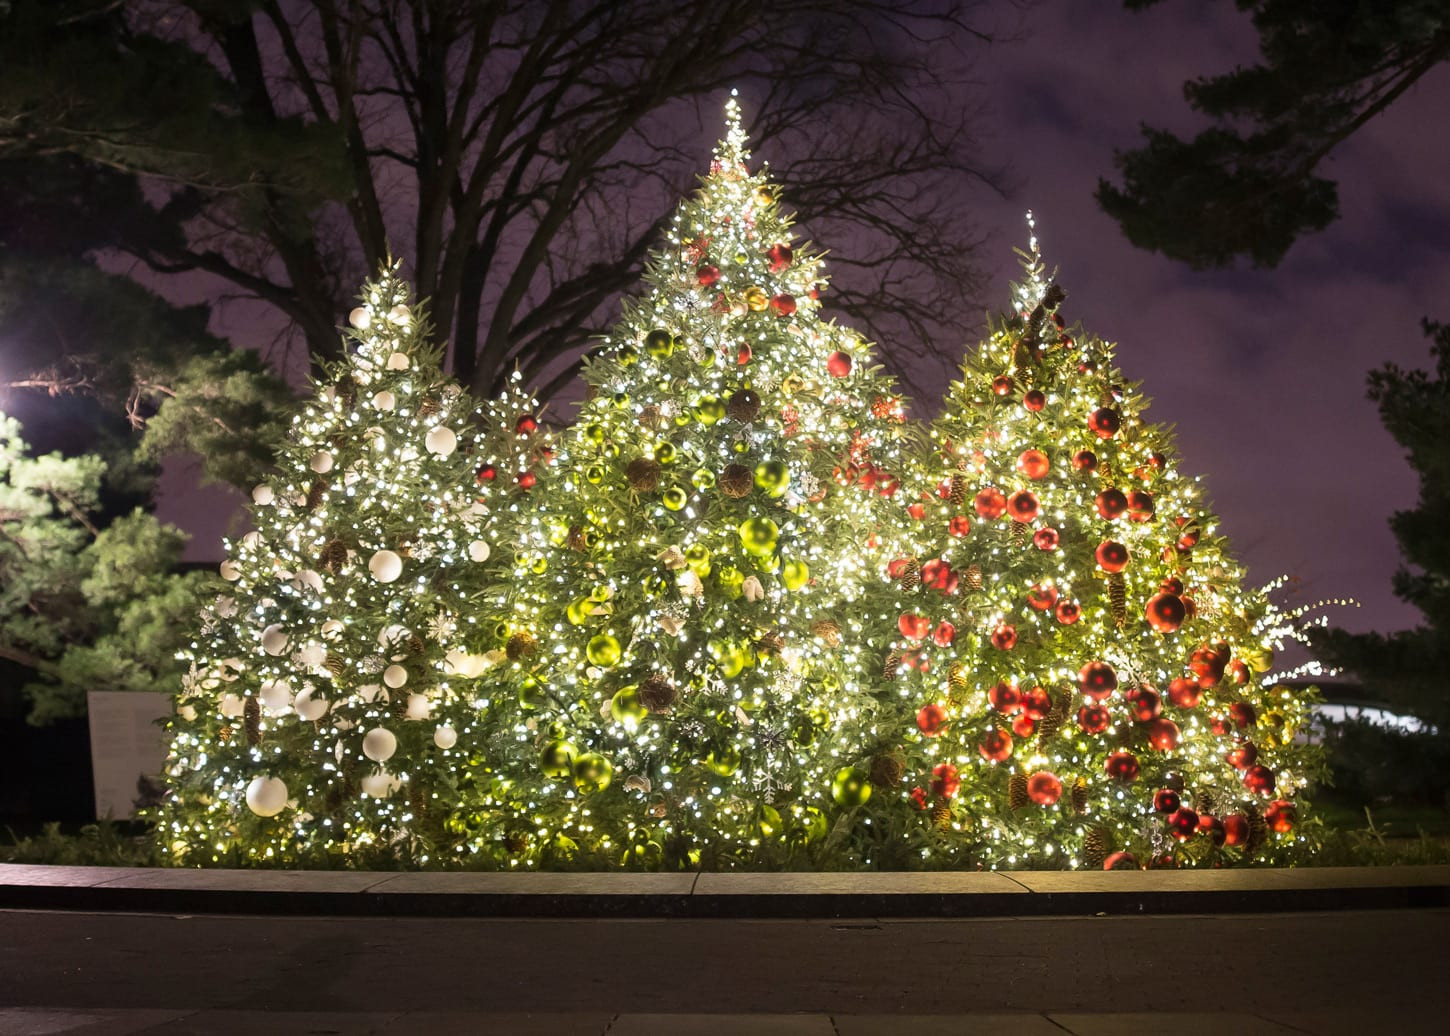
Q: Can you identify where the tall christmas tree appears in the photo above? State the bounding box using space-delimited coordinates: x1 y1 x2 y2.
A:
157 265 548 867
457 96 919 869
875 221 1325 869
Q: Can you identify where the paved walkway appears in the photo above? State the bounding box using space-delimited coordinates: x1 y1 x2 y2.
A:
1 909 1445 1035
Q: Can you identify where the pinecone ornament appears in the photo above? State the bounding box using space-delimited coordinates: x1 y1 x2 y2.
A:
882 650 903 681
899 557 921 591
324 653 347 678
947 660 970 703
305 478 326 511
320 538 349 574
931 803 953 830
1037 692 1070 741
1008 772 1030 810
964 564 984 592
1195 790 1218 817
1108 572 1127 629
1070 776 1089 815
566 524 588 551
244 696 262 747
1010 520 1031 548
1083 827 1109 869
1245 807 1269 853
949 473 969 507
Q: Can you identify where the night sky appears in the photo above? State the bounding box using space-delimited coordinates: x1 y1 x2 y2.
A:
161 0 1450 642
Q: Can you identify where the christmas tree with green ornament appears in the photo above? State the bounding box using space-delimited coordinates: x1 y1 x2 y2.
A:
875 218 1326 869
156 265 550 868
460 95 921 869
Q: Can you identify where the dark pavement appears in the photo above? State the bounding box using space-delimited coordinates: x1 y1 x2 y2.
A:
0 908 1445 1034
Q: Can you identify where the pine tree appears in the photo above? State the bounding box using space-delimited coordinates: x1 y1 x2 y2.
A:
461 97 919 869
156 266 548 867
877 222 1326 869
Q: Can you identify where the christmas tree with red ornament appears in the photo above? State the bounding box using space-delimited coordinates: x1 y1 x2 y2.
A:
459 95 920 869
875 220 1325 869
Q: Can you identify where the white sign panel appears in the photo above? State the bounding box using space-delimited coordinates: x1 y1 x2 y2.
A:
87 691 170 820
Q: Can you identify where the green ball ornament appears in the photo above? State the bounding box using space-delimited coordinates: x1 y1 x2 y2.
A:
644 329 675 358
566 598 591 625
753 460 790 497
832 767 872 807
589 585 613 603
584 423 606 444
610 684 647 724
586 633 622 667
780 560 810 591
694 397 725 424
518 676 548 710
572 752 614 792
585 464 606 484
662 486 688 511
655 442 678 465
616 347 639 368
539 739 578 778
685 544 712 574
716 565 744 598
706 745 741 776
756 804 783 838
691 467 715 489
612 391 629 408
738 517 780 557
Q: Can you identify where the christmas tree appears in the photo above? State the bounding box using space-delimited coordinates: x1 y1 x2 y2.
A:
457 96 919 869
876 220 1326 869
157 266 549 867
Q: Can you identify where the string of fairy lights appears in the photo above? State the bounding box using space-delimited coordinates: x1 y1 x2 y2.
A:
156 97 1325 870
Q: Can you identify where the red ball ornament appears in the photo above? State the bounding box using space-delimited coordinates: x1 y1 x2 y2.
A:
737 343 753 365
1103 851 1138 870
1023 686 1053 720
1027 771 1063 806
920 558 955 591
1146 593 1187 633
978 728 1012 762
766 243 793 272
1153 788 1181 813
1226 741 1258 771
1176 529 1201 552
991 375 1014 396
1055 599 1080 624
1242 764 1275 796
1095 540 1130 573
1033 528 1059 552
1226 660 1251 685
1198 814 1226 846
932 621 956 647
1223 813 1250 846
1146 718 1181 751
771 293 797 316
1190 644 1228 688
1160 576 1184 596
989 682 1023 714
516 470 537 489
1088 407 1121 438
1023 390 1046 411
897 613 931 641
1166 677 1201 709
1104 750 1140 782
991 623 1018 651
696 263 721 287
1072 449 1098 472
948 515 971 537
826 351 853 378
1017 449 1050 479
515 415 539 436
1168 807 1200 840
476 464 499 483
1079 661 1118 700
1128 688 1162 722
1149 451 1167 470
1077 704 1110 734
1007 490 1040 522
1210 716 1231 737
1230 702 1258 728
1012 712 1037 738
931 762 961 799
1127 490 1155 521
1095 488 1128 520
1265 799 1296 833
1027 583 1059 611
974 487 1007 519
917 703 949 737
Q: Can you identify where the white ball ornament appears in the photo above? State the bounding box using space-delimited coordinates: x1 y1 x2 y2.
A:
372 390 396 411
368 549 403 583
220 693 245 719
362 727 397 763
293 569 324 595
245 776 289 818
261 624 290 656
259 679 292 714
320 619 345 640
405 694 430 721
433 724 458 749
425 425 458 457
386 351 410 370
242 530 262 548
387 303 411 325
361 772 401 799
348 306 372 330
468 540 491 563
177 704 197 722
219 560 242 582
355 684 385 704
310 450 335 474
294 688 329 721
383 664 409 689
251 484 275 506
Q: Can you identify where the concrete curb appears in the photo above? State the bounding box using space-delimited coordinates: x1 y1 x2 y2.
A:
3 863 1448 918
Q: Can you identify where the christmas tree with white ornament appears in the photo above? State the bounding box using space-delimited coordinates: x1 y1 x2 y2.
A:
873 223 1326 868
455 95 922 869
157 265 549 867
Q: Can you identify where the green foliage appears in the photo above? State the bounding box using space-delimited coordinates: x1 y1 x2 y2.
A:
1315 320 1450 729
0 413 204 724
1 821 159 866
1100 0 1450 268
